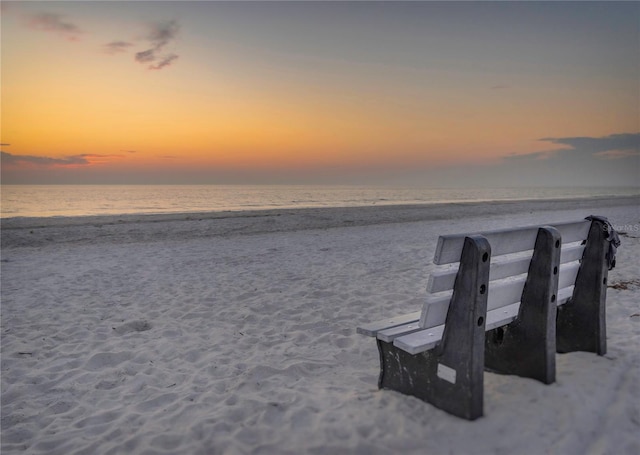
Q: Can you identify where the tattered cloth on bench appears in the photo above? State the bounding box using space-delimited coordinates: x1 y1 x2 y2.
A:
587 215 621 270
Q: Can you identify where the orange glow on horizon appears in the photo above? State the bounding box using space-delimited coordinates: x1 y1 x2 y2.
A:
2 1 637 185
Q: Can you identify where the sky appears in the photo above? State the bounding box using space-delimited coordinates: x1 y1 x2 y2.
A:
1 1 638 186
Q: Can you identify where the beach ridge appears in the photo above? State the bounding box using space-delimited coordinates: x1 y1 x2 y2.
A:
2 195 638 250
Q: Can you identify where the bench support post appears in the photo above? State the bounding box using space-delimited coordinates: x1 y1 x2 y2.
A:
557 219 609 355
376 236 490 420
485 227 561 384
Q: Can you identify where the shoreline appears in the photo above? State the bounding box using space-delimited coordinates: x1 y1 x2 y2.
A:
2 195 637 250
2 195 638 250
2 186 638 222
2 193 638 228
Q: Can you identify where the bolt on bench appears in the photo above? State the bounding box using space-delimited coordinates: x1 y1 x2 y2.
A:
357 216 619 420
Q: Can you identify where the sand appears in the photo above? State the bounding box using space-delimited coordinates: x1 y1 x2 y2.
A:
1 196 639 454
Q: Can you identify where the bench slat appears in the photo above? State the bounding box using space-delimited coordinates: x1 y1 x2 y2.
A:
393 325 446 354
434 220 590 265
395 302 520 354
420 263 580 329
561 242 586 263
557 285 574 306
395 287 579 354
356 311 421 337
427 243 585 293
487 278 526 311
427 255 530 293
420 277 527 328
485 302 520 331
357 286 574 341
391 286 577 355
558 261 580 290
376 321 423 342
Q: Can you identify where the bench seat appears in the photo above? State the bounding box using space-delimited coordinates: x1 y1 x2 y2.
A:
360 256 581 354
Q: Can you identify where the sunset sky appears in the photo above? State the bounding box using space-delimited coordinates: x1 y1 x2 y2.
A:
1 1 638 186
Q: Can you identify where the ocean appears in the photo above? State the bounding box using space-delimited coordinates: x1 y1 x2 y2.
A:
1 185 637 219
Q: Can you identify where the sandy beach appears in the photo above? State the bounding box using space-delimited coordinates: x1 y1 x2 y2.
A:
1 196 639 454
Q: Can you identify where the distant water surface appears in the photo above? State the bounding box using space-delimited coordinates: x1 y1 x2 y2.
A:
1 185 637 219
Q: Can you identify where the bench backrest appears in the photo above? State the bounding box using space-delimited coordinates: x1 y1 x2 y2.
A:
419 220 591 331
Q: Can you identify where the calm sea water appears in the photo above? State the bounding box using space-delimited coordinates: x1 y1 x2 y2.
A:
1 185 637 219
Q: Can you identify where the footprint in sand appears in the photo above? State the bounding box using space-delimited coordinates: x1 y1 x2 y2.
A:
112 320 152 335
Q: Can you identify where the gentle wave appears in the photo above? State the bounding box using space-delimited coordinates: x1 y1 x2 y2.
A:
1 185 637 219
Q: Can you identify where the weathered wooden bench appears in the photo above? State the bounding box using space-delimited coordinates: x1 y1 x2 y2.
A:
357 216 618 420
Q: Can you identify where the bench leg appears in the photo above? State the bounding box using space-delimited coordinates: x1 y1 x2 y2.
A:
377 236 490 420
557 219 609 355
485 227 561 384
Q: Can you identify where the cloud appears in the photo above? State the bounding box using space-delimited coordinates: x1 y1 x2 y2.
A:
1 151 88 166
493 132 639 187
0 143 11 147
135 49 156 63
80 154 125 164
504 133 640 164
27 13 83 40
491 85 510 90
147 19 179 49
594 150 639 160
104 40 134 54
133 20 180 70
149 54 179 70
538 133 640 158
1 152 123 167
505 150 557 161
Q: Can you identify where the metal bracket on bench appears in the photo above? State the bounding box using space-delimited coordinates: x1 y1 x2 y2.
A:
484 226 561 384
557 218 609 355
376 235 490 420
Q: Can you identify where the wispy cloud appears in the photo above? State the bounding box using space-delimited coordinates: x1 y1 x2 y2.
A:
134 20 180 70
504 133 640 164
424 132 640 188
1 152 123 167
538 133 640 159
594 149 638 160
27 13 83 41
149 54 179 70
505 150 557 161
497 131 639 187
134 49 156 63
104 40 134 54
148 19 179 49
26 12 181 70
490 84 510 90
